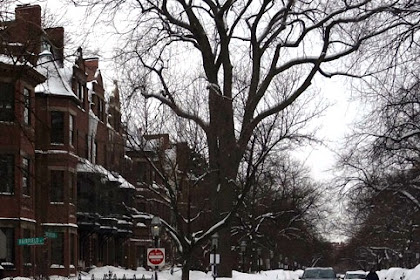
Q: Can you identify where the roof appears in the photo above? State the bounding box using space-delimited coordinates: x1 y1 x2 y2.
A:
35 50 77 98
77 158 135 190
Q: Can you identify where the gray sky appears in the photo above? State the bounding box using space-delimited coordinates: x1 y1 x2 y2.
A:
37 0 361 182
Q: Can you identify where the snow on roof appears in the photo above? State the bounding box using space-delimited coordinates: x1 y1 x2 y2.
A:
35 51 77 98
40 223 78 228
0 54 30 66
77 158 135 189
0 217 36 223
132 213 152 219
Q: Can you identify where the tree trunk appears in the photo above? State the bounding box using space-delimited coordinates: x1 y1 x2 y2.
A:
207 83 239 277
181 252 192 280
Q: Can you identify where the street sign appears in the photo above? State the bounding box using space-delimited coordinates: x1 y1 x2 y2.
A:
18 237 44 246
45 231 58 239
147 248 165 267
209 253 220 264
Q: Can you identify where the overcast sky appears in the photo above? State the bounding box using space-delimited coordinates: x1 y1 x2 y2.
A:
35 0 363 183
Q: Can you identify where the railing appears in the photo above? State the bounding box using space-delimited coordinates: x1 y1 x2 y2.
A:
78 272 152 280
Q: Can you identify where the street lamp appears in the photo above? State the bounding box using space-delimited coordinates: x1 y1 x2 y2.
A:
211 233 219 280
240 240 247 272
151 216 162 247
150 216 162 280
257 248 262 273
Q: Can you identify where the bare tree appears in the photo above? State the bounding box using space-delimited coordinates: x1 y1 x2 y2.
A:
68 0 420 276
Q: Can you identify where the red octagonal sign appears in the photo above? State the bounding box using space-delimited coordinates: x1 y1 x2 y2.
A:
147 248 165 266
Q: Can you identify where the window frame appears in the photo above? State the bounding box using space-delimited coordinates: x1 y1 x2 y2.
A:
50 232 64 266
50 170 64 202
69 114 75 146
0 154 14 194
0 83 15 121
50 111 65 144
23 87 30 125
69 172 76 204
22 157 30 196
0 227 15 267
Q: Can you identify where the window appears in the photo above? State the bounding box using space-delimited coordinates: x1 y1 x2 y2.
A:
0 154 14 194
51 111 64 144
23 88 30 125
76 82 83 101
85 134 90 160
69 115 75 146
50 170 64 202
0 83 14 121
0 227 14 266
92 140 97 164
41 40 51 52
98 99 104 121
76 81 86 109
22 157 30 196
70 233 75 265
69 172 75 203
23 229 31 265
50 232 64 265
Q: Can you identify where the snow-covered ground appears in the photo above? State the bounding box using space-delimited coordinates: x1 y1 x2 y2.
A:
78 266 302 280
4 265 420 280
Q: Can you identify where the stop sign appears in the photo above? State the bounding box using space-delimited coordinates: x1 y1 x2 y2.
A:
147 248 165 266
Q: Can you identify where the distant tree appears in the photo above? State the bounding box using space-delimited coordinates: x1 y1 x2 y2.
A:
234 153 330 269
336 8 420 258
71 0 420 277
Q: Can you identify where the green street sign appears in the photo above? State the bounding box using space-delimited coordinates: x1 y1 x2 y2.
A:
18 237 44 246
45 232 58 239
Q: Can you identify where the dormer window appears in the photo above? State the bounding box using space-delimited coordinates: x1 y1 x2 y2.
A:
76 81 85 108
41 40 51 53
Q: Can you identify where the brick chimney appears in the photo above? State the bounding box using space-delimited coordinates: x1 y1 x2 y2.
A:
84 58 99 81
15 4 41 28
45 27 64 66
12 5 43 59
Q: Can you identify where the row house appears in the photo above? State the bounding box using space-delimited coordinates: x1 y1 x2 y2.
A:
125 134 213 270
0 4 142 278
0 4 216 278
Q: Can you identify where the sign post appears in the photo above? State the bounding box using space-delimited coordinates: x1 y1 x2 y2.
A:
147 248 165 280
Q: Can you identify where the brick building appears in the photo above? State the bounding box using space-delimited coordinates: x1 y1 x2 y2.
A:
0 4 142 277
0 4 217 278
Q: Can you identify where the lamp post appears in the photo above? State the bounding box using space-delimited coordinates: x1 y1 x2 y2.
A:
269 250 274 270
240 240 247 272
150 216 162 280
257 248 262 273
278 254 283 269
211 233 219 280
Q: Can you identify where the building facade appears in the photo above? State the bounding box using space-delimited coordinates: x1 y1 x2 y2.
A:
0 4 219 278
0 5 146 278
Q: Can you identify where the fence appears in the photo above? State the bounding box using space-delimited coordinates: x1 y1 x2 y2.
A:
78 272 152 280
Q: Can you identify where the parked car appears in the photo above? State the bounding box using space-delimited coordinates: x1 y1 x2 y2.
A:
344 270 367 279
301 267 337 279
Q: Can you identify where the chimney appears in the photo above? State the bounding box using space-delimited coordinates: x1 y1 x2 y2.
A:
45 27 64 66
13 5 43 59
84 58 99 81
15 4 41 28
